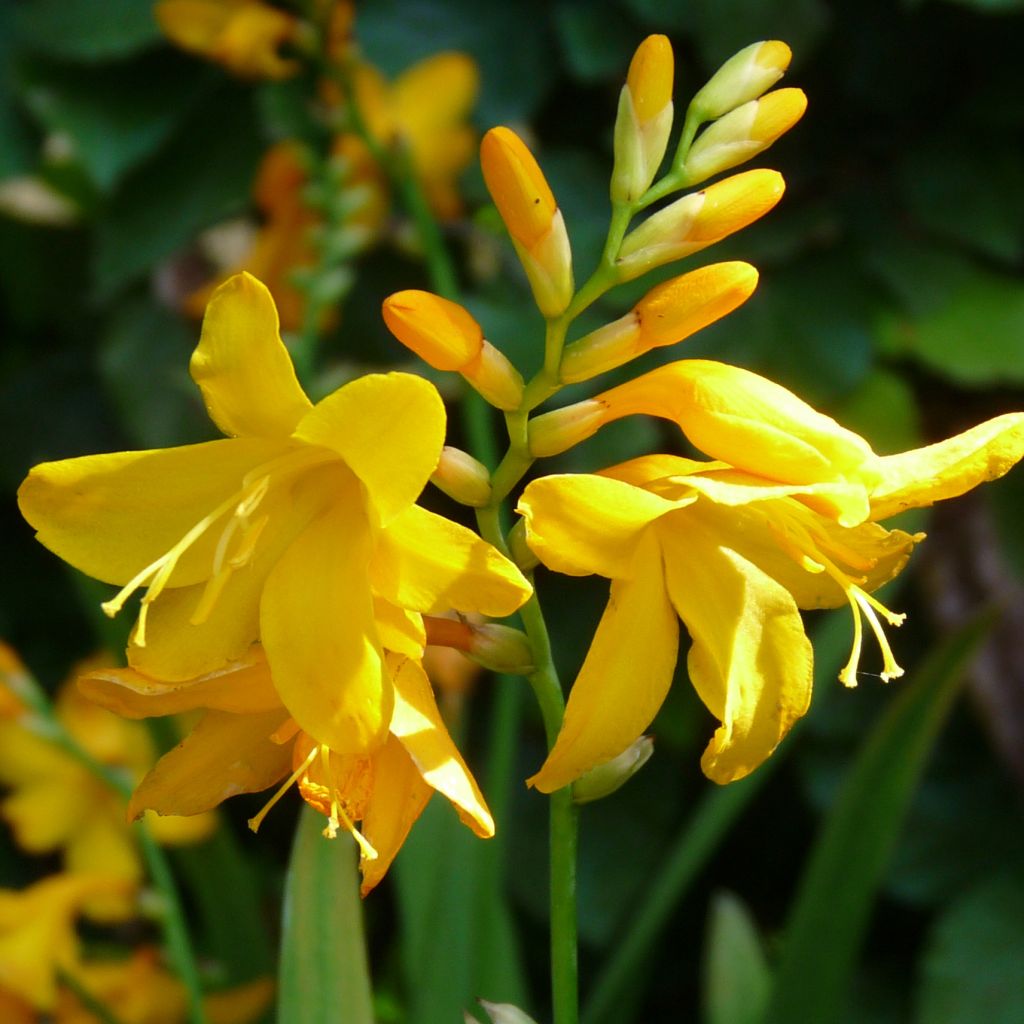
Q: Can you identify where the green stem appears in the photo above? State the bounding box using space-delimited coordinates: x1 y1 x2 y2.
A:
9 667 209 1024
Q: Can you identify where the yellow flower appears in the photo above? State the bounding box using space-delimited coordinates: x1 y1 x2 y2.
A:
349 52 479 219
0 655 213 923
19 272 530 764
155 0 300 80
0 874 130 1009
81 648 495 895
519 362 1024 789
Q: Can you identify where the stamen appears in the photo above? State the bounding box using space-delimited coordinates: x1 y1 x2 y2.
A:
248 744 319 833
853 590 904 681
317 747 378 859
838 588 864 688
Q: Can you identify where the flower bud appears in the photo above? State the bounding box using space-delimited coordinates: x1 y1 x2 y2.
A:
431 446 492 507
480 127 574 317
507 519 540 572
611 35 674 203
382 290 524 409
528 399 606 458
572 736 654 803
560 262 758 383
423 618 534 675
683 88 807 185
690 40 792 121
616 169 785 280
472 1001 540 1024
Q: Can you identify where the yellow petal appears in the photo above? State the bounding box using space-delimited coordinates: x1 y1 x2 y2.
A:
595 360 875 488
2 777 91 851
80 652 282 719
529 535 679 792
261 499 392 754
129 709 292 819
868 412 1024 520
599 453 725 488
294 373 445 524
373 599 426 658
191 272 312 438
392 52 479 137
388 656 494 837
65 818 141 922
359 735 434 896
17 437 288 587
658 510 813 784
371 504 531 616
518 473 690 578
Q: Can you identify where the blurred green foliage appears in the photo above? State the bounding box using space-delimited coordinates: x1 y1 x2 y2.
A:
2 1 1023 1022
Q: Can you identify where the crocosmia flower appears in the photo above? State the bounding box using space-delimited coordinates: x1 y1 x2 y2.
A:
18 273 531 767
81 648 493 894
519 361 1024 789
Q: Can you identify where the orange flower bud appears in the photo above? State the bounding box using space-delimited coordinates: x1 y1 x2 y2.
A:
690 40 792 121
617 169 785 279
382 290 524 409
481 127 574 316
560 262 758 383
683 88 807 184
611 35 675 202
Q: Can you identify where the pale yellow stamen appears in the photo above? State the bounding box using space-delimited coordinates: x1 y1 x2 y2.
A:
838 588 864 687
317 746 377 859
248 743 319 833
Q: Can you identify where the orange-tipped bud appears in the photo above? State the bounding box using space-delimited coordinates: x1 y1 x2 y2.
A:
690 40 792 121
431 446 493 507
617 169 785 280
481 127 574 316
425 617 534 676
382 290 524 409
560 262 758 383
683 88 807 184
611 35 675 202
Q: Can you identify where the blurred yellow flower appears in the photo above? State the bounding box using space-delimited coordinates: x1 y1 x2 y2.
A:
520 361 1024 789
348 52 479 219
81 649 494 895
19 273 530 764
0 654 213 922
0 874 130 1010
155 0 300 80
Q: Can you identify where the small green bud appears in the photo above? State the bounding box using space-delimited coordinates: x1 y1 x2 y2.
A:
572 736 654 804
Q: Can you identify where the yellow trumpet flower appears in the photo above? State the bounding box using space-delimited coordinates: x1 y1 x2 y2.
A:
520 362 1024 790
18 273 531 763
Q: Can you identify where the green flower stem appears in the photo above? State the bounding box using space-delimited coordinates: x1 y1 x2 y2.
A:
10 669 209 1024
58 968 127 1024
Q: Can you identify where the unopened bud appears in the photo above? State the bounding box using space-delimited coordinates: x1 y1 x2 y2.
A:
560 262 758 383
382 290 524 409
481 127 574 317
572 736 654 803
471 1001 540 1024
467 623 535 675
529 399 607 458
690 40 792 121
611 35 674 203
617 169 785 280
683 88 806 185
431 446 492 507
507 519 540 572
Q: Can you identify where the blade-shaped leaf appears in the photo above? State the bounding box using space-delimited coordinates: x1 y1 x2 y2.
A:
766 612 994 1024
702 891 771 1024
278 806 374 1024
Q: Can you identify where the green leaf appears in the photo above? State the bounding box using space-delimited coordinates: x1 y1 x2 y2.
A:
19 55 211 192
702 891 771 1024
766 612 994 1024
94 86 261 298
278 807 374 1024
395 795 529 1024
875 269 1024 386
553 1 638 83
0 6 35 181
14 0 162 62
916 871 1024 1024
